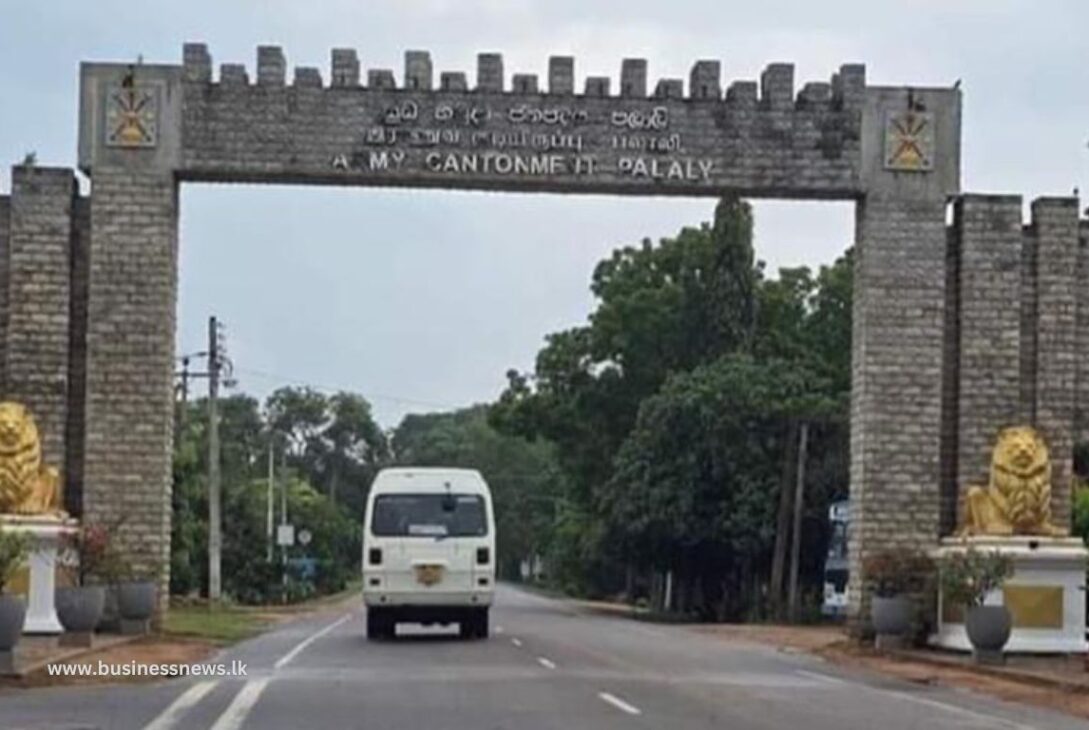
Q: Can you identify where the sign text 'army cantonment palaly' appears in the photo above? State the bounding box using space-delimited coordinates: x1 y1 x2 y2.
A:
0 44 1087 617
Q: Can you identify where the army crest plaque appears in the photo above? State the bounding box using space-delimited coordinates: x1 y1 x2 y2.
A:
105 82 159 148
884 110 934 171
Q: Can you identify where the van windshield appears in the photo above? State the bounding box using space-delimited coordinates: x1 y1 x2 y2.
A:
371 493 488 537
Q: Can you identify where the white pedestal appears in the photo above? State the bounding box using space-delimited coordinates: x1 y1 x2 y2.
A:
931 536 1088 653
0 515 78 635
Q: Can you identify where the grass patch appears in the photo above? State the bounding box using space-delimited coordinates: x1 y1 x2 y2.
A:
163 605 272 645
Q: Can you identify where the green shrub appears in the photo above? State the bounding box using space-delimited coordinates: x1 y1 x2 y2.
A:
0 526 30 594
862 548 934 597
1073 481 1089 546
938 548 1013 607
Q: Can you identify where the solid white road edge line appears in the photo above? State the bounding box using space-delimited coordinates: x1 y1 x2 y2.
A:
795 669 848 685
537 656 557 669
873 689 1037 730
795 669 1035 730
142 680 219 730
598 691 642 716
275 613 353 669
209 679 271 730
511 638 523 647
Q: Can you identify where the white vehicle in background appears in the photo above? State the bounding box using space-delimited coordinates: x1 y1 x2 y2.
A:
362 467 495 640
822 499 850 618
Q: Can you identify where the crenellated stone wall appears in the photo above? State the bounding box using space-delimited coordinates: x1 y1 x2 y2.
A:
5 167 77 469
952 196 1025 511
1077 222 1089 448
941 196 1084 529
0 194 9 391
173 44 868 198
1028 199 1081 527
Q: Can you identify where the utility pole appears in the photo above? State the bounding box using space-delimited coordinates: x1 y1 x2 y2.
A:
266 436 275 563
177 355 190 422
787 421 810 623
280 447 289 604
208 316 223 601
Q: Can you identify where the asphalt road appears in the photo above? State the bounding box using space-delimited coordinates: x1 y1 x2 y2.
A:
0 584 1083 730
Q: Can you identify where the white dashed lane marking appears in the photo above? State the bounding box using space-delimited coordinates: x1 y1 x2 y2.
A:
142 681 218 730
598 691 642 716
209 679 271 730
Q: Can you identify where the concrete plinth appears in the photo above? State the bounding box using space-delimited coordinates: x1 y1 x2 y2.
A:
932 536 1088 654
119 618 149 636
58 630 93 648
0 515 79 635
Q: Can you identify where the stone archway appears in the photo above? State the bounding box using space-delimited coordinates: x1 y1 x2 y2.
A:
1 44 1084 616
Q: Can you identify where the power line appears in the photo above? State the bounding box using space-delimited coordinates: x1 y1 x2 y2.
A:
231 365 467 411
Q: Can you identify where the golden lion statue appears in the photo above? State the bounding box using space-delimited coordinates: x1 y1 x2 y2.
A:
0 401 62 515
958 426 1066 537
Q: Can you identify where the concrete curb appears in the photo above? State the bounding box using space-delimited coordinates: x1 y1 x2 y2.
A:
10 633 144 678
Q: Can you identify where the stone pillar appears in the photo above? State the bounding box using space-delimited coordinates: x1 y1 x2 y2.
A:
5 166 77 467
1030 198 1079 528
953 195 1024 510
79 62 183 604
84 167 177 590
846 84 960 621
847 194 949 615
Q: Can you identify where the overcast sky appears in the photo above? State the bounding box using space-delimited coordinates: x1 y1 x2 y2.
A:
2 1 1087 426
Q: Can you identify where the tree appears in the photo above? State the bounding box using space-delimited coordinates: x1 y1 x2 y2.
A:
323 392 389 510
263 387 387 514
172 389 380 603
604 354 831 619
171 395 263 597
266 386 328 460
754 251 853 616
392 406 566 579
492 198 760 595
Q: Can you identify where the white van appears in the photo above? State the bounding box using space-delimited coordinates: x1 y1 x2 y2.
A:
362 467 495 639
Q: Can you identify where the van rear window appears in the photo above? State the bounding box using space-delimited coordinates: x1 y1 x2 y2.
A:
371 493 488 537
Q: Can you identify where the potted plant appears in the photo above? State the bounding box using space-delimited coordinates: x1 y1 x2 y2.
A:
939 548 1014 664
0 526 30 674
863 548 934 650
116 558 161 635
56 523 116 647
